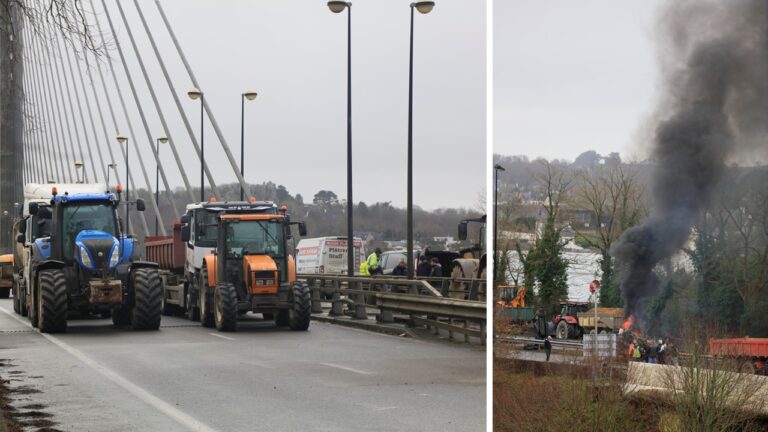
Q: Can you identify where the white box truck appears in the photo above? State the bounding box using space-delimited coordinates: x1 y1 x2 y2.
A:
295 236 365 275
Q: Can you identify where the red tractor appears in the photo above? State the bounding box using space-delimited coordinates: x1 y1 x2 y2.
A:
553 301 590 339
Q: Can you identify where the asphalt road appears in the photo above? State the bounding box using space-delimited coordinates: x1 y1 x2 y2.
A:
0 299 485 432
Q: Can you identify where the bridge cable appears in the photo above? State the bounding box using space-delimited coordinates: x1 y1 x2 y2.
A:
77 15 152 238
45 22 91 183
155 0 252 198
54 29 101 184
32 23 73 182
35 16 76 183
114 0 196 204
97 0 177 226
63 40 109 185
133 0 219 197
21 23 47 183
26 24 60 182
87 0 163 235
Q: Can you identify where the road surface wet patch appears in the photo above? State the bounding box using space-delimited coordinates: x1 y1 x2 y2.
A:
0 358 62 432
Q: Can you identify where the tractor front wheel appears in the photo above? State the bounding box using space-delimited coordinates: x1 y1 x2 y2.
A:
288 281 311 331
214 283 238 332
37 269 68 333
131 268 162 331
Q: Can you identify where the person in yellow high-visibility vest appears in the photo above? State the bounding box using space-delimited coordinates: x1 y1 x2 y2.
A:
366 248 382 275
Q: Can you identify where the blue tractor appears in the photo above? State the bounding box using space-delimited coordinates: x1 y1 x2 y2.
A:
22 187 161 333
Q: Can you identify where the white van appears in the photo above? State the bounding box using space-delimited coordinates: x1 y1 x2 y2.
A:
295 237 365 275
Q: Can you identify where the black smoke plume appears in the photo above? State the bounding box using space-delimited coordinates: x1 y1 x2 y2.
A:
611 0 768 318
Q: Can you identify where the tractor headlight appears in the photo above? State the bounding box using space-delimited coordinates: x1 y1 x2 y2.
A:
108 245 120 269
80 247 93 269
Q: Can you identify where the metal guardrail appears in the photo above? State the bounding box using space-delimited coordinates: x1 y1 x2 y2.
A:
298 274 486 344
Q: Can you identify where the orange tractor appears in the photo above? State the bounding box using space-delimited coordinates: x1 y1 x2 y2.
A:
189 210 310 332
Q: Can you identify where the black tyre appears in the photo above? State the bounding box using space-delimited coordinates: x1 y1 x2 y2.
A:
288 281 311 331
12 280 19 314
131 268 162 331
185 283 200 321
19 285 27 317
0 287 9 299
214 283 238 332
112 307 131 326
556 320 570 340
161 295 175 317
37 269 68 333
275 309 289 327
199 266 214 328
28 279 39 328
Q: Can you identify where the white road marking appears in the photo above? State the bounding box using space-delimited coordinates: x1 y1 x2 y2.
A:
373 406 398 412
208 332 235 341
0 306 220 432
319 362 372 375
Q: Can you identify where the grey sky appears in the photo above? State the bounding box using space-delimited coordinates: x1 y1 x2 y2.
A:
82 0 485 211
494 0 662 161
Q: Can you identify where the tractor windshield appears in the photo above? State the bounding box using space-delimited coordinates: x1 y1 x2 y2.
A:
62 202 118 260
225 220 284 260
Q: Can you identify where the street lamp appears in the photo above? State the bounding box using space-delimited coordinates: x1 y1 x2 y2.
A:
155 137 168 235
327 0 355 277
406 1 434 279
188 87 205 202
240 90 258 201
74 161 84 183
494 163 505 286
117 135 129 235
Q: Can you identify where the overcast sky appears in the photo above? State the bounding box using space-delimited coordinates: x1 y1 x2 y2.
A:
68 0 485 211
494 0 663 162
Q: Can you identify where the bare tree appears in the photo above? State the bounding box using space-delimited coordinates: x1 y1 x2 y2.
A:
573 164 646 306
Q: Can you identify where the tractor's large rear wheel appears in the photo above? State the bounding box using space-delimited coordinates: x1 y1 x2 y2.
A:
37 270 68 333
131 268 162 331
199 266 214 328
214 282 238 332
556 320 571 340
288 281 311 331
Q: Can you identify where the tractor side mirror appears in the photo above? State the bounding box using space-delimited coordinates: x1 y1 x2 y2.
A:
181 225 191 242
18 220 26 234
28 202 38 215
458 221 468 241
135 198 146 212
16 234 25 244
298 222 307 237
284 224 292 240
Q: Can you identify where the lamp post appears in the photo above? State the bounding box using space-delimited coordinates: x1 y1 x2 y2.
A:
328 0 355 277
494 163 505 285
117 135 129 235
74 161 84 183
407 1 434 279
188 87 204 202
240 90 258 201
155 137 168 236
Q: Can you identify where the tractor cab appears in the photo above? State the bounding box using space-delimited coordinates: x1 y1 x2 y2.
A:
216 213 302 298
457 214 486 259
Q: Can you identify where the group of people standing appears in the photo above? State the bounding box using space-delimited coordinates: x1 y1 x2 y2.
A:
359 248 443 277
627 337 676 365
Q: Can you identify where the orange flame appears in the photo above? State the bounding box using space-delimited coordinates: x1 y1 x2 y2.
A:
622 316 634 331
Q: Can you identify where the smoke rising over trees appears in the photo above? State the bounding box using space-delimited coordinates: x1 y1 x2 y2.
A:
611 0 768 319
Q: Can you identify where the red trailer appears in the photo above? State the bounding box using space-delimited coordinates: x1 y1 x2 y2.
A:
145 222 186 315
709 337 768 375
